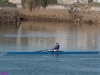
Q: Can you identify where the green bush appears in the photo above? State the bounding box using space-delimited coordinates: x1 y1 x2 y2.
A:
0 0 8 4
21 0 57 9
48 0 57 4
26 0 33 11
41 0 48 8
88 0 93 2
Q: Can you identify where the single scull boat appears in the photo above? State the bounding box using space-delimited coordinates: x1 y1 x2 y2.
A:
7 51 99 54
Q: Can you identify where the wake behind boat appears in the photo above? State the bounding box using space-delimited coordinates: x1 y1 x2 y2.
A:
7 51 99 54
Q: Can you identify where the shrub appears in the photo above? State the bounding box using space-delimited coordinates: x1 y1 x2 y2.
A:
41 0 48 8
25 0 33 11
0 0 8 4
88 0 93 2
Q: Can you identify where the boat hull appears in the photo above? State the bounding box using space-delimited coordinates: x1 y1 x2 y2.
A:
7 51 99 54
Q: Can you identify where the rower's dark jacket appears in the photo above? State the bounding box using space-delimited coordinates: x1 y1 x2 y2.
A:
54 45 60 51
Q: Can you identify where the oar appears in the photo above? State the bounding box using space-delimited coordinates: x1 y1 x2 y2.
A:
37 49 51 52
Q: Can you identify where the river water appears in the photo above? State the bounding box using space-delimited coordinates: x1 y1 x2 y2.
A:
0 22 100 75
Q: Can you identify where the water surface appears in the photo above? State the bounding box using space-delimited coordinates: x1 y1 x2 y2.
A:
0 22 100 52
0 53 100 75
0 22 100 75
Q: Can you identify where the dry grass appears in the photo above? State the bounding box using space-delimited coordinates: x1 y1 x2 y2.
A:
70 2 100 7
18 8 69 19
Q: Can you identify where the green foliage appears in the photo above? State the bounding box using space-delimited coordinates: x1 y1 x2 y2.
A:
48 0 57 4
88 0 93 2
21 0 57 9
41 0 48 8
26 0 33 11
0 0 8 4
3 0 8 3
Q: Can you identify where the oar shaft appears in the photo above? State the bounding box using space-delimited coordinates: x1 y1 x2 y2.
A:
37 49 51 52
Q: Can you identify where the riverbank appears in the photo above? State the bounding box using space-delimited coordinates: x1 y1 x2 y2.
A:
0 5 100 24
19 9 70 22
19 6 100 24
0 7 20 25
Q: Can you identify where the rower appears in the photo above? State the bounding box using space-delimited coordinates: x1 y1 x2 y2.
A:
52 43 60 52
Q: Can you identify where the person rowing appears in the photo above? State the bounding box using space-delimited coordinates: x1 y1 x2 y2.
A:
52 43 60 52
38 43 60 52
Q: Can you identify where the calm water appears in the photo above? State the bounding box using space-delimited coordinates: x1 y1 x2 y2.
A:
0 22 100 75
0 54 100 75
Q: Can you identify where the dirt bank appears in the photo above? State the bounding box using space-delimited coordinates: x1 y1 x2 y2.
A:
19 9 70 22
19 7 100 24
0 7 20 25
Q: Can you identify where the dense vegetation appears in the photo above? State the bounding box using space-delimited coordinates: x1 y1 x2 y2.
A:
26 0 33 11
41 0 57 8
0 0 8 4
88 0 93 2
21 0 57 10
41 0 48 8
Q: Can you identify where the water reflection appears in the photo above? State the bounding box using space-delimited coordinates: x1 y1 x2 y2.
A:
0 22 100 51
